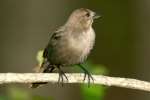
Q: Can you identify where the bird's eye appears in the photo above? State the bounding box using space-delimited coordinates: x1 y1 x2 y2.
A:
85 12 90 17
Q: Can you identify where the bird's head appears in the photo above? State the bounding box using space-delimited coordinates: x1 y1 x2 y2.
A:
66 8 100 30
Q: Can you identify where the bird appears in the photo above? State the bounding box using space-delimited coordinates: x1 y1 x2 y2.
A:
30 8 100 88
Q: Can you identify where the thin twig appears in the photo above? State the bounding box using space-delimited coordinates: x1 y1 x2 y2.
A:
0 73 150 92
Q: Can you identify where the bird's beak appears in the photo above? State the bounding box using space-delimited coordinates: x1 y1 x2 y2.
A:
93 13 101 19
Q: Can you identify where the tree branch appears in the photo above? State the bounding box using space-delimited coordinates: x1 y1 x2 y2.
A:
0 73 150 92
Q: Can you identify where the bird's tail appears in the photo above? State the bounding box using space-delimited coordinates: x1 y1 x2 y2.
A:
30 82 48 88
29 60 54 88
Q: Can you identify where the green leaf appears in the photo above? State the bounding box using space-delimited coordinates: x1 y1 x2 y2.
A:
0 95 8 100
36 50 44 66
7 87 31 100
32 95 53 100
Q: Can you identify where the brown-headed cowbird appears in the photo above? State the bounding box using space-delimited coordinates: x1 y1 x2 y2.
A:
30 8 100 88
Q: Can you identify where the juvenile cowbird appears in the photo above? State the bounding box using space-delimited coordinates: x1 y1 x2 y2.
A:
30 8 100 88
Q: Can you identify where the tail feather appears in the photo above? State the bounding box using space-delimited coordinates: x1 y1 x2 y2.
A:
30 61 55 88
30 82 48 88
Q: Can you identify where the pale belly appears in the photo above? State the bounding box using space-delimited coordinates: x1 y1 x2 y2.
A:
50 28 95 65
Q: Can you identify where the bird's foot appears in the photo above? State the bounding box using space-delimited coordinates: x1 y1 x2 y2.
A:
83 71 94 87
78 64 94 87
57 67 68 86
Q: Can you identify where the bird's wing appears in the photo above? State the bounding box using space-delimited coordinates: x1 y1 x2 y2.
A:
35 27 65 73
43 26 65 59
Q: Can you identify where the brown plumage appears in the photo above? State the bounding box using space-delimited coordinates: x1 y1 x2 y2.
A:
30 8 100 88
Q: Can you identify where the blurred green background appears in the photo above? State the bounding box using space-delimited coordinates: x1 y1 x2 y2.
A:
0 0 150 100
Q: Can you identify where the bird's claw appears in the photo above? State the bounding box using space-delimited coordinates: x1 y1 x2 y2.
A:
83 72 94 87
58 70 68 86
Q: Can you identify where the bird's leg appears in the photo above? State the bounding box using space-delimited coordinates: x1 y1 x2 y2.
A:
43 64 55 73
49 66 55 72
78 64 94 86
57 65 68 85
